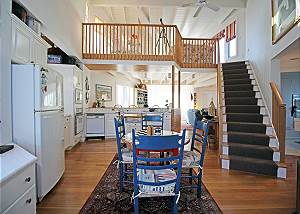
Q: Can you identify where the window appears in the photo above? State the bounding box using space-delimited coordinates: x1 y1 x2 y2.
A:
219 37 225 63
116 85 134 107
228 37 237 58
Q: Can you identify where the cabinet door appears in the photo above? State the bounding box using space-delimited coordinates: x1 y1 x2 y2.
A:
73 67 83 89
64 117 72 150
12 21 31 64
105 113 116 137
32 39 47 65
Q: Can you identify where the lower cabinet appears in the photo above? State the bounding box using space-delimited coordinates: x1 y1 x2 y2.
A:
3 185 36 214
1 164 36 214
105 113 117 138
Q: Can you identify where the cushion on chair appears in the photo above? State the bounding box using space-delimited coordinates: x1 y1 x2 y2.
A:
182 151 201 167
138 169 176 195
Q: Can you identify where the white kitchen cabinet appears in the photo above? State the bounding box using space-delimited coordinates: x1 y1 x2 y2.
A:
64 115 72 150
1 144 37 214
49 64 84 148
11 14 49 65
105 113 117 138
32 39 48 66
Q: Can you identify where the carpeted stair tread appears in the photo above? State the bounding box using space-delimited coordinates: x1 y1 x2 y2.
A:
222 61 245 66
223 73 250 80
224 90 255 98
225 105 260 113
227 142 274 160
227 131 270 146
222 64 247 70
225 97 257 105
224 78 252 85
227 131 270 138
229 155 278 176
224 84 253 91
226 113 263 123
222 68 249 75
226 122 267 134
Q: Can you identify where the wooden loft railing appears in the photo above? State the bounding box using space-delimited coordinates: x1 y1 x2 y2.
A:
82 23 218 68
182 38 217 68
270 82 286 164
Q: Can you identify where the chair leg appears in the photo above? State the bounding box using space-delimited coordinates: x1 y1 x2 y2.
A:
124 163 128 181
134 197 139 214
172 196 178 214
197 171 202 198
189 168 193 184
119 164 123 192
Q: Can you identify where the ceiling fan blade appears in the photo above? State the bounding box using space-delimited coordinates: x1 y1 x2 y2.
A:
193 6 202 17
206 2 220 12
182 3 193 7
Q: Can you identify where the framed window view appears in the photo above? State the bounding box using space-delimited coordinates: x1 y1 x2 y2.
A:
95 84 112 101
272 0 300 44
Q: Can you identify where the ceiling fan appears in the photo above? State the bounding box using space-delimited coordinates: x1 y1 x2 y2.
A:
182 0 220 17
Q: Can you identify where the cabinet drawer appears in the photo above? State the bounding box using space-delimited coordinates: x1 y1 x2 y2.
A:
1 164 35 213
3 185 36 214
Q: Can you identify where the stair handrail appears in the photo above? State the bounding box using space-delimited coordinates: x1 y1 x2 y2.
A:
270 82 286 164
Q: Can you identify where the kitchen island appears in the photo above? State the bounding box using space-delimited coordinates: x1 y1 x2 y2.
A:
85 107 171 138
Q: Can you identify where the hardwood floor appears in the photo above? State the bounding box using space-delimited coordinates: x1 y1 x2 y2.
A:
37 138 299 214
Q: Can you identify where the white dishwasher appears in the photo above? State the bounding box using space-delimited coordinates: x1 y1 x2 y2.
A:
86 114 105 137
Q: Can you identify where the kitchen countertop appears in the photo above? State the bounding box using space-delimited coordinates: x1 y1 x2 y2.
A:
0 144 37 183
85 107 171 114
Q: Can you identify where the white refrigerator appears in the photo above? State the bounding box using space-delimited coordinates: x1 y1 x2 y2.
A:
12 64 65 201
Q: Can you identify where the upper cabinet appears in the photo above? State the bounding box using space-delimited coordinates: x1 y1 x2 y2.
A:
11 14 49 65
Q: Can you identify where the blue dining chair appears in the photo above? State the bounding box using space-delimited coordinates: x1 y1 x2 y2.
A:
181 119 209 197
141 114 164 131
132 129 186 214
114 116 133 192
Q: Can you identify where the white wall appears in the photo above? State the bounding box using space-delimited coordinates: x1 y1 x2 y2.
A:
194 85 217 110
0 0 12 145
246 0 300 112
148 85 194 121
89 71 137 107
211 9 246 62
19 0 84 58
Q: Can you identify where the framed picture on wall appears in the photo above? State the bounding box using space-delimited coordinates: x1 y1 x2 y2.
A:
95 84 112 101
272 0 300 44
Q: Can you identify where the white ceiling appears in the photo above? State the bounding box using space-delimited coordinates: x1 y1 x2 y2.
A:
86 0 246 38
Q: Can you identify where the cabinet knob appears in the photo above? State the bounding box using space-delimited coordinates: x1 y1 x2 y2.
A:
26 198 32 204
25 177 31 182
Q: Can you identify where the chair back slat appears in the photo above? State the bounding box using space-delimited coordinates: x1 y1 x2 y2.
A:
141 114 164 130
136 135 180 150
